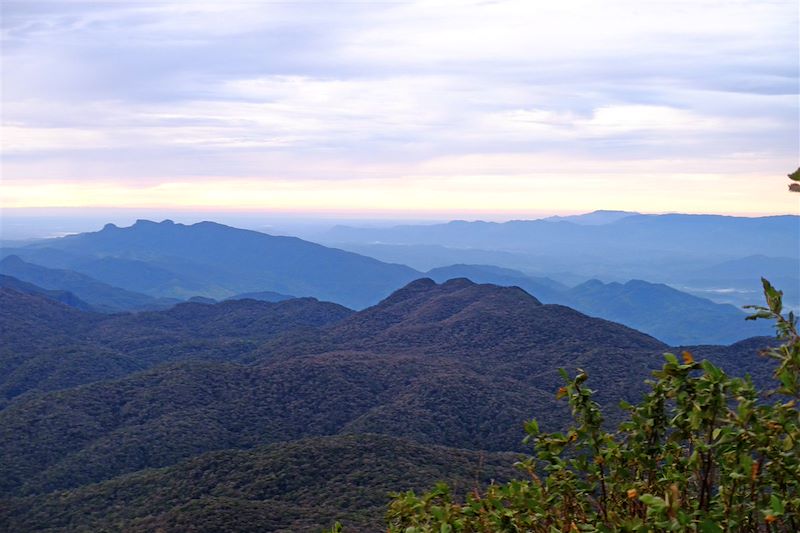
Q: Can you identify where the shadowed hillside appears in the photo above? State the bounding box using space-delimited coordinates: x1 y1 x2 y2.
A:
0 434 519 533
0 289 352 407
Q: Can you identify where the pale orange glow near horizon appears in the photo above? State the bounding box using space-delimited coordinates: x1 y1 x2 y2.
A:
2 171 798 218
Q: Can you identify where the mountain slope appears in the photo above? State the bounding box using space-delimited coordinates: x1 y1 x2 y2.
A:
420 267 770 345
0 289 352 407
69 256 215 298
0 434 519 533
0 279 779 532
0 279 670 496
0 255 175 312
20 219 422 308
0 274 92 311
0 288 137 409
227 290 295 302
564 279 772 345
426 264 566 303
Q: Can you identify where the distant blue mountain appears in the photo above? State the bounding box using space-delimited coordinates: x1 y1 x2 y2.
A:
426 264 566 303
226 291 295 303
0 255 177 313
0 274 93 311
325 213 799 258
5 218 786 344
322 213 799 310
423 265 772 345
563 279 772 346
687 255 799 282
15 220 422 309
543 210 639 225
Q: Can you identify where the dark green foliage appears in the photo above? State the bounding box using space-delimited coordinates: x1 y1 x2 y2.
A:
378 279 800 531
0 434 520 532
0 289 352 406
0 279 668 499
0 278 784 531
788 167 800 192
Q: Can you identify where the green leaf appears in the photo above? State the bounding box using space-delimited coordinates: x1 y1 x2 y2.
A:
699 518 723 533
761 277 783 314
770 494 785 515
639 494 667 511
525 419 539 435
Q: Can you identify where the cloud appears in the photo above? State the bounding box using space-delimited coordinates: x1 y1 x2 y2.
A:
0 0 797 214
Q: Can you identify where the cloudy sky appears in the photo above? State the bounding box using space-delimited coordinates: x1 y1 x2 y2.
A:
1 0 798 217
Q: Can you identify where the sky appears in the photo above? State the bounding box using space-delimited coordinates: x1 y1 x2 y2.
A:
1 0 799 218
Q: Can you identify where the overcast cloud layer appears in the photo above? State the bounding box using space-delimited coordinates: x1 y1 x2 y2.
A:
1 0 798 215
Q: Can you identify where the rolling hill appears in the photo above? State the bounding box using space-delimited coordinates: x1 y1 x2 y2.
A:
0 288 352 407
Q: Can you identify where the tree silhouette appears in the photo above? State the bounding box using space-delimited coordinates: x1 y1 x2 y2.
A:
789 167 800 193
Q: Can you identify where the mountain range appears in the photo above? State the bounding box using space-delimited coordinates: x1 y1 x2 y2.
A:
0 278 778 531
0 218 780 345
322 212 800 311
2 219 419 309
426 264 771 344
324 213 798 258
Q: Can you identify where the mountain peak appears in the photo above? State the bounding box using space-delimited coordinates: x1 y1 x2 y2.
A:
441 277 475 290
337 277 543 342
403 277 438 291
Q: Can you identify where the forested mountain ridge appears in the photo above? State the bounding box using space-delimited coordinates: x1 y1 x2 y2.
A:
0 278 776 521
1 219 782 344
424 265 772 344
0 274 784 531
0 288 352 407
